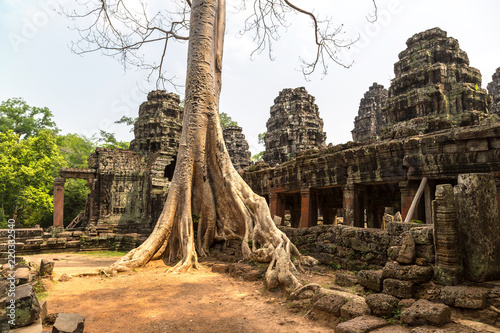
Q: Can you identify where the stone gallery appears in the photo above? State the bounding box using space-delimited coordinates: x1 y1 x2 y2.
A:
3 27 500 330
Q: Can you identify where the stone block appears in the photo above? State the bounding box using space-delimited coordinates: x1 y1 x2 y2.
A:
383 278 414 299
440 286 489 309
335 272 358 287
15 268 31 285
339 301 370 320
383 261 433 283
415 245 434 263
312 294 348 316
211 264 228 274
9 284 40 328
55 232 72 239
409 227 434 245
365 293 399 317
52 313 85 333
401 299 451 327
40 259 54 276
334 315 388 333
387 246 400 261
397 233 415 264
357 270 383 292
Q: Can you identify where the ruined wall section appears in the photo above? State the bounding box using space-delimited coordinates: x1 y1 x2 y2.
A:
488 67 500 116
86 148 148 233
382 28 491 139
263 87 326 166
352 83 388 142
222 126 251 170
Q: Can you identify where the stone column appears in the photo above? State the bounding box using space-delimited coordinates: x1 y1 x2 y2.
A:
454 173 500 282
433 184 462 285
342 184 355 226
53 178 66 228
269 190 284 222
299 189 317 228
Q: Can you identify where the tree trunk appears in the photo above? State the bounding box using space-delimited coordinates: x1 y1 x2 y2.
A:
108 0 316 292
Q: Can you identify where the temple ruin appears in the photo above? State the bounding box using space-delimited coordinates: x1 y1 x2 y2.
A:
488 67 500 116
2 26 500 330
263 87 326 166
351 83 388 142
382 28 491 139
222 126 251 170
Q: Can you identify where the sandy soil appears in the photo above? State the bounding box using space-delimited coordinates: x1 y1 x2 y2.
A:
25 253 333 333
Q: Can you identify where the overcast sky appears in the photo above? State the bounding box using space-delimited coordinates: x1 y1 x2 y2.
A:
1 0 499 155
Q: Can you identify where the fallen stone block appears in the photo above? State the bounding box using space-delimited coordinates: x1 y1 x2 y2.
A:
383 278 414 299
401 299 451 327
357 270 383 292
312 294 348 316
339 301 370 320
365 293 399 317
440 285 489 309
40 259 54 277
210 264 228 274
15 267 31 285
335 272 358 287
9 284 40 328
52 313 85 333
334 315 388 333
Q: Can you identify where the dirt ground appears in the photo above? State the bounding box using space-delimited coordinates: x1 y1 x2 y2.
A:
25 253 333 333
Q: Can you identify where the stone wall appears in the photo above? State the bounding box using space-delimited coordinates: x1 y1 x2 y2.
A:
488 67 500 116
0 228 146 260
382 27 491 139
222 126 251 170
352 83 388 142
280 222 434 271
263 87 326 166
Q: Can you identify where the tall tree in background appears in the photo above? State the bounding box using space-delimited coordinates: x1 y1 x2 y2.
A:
0 130 65 227
0 98 59 140
68 0 376 290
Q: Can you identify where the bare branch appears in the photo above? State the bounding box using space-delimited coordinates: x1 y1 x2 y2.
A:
64 0 190 90
239 0 377 78
367 0 378 23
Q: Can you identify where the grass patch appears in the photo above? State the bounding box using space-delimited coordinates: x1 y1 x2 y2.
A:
78 250 128 257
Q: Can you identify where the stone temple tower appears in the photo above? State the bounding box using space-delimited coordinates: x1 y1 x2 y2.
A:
130 90 183 157
487 67 500 116
382 27 490 138
263 87 326 166
223 126 251 170
352 83 388 142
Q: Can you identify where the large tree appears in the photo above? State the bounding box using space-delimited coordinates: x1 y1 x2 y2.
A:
68 0 375 291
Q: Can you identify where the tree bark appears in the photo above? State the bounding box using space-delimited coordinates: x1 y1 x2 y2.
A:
108 0 316 292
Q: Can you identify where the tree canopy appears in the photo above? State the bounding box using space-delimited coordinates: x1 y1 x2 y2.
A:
0 98 59 140
0 130 65 227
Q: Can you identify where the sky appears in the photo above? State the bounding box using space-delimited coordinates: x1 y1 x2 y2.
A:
0 0 499 155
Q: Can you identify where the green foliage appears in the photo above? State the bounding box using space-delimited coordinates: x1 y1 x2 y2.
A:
115 115 138 132
219 112 238 129
97 130 130 149
257 132 266 145
0 130 66 227
63 179 90 225
410 219 424 224
0 98 59 139
251 151 264 161
57 133 96 168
